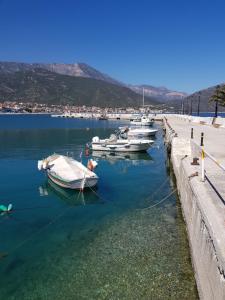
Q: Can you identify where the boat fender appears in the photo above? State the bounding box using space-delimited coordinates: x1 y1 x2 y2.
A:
87 159 93 171
87 159 98 171
37 160 43 170
42 160 48 170
91 159 98 169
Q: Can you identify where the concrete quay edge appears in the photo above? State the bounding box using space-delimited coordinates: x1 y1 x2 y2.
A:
164 119 225 300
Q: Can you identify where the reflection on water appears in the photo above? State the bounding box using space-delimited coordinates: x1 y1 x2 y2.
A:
91 150 153 162
40 179 101 206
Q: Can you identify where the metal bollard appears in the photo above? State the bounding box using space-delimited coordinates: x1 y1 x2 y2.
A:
190 128 200 165
191 157 199 165
200 132 204 146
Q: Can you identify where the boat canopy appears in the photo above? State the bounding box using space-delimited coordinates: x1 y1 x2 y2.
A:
48 155 94 181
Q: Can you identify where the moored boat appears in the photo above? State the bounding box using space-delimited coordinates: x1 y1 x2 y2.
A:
91 134 154 152
119 126 158 137
130 115 154 126
38 154 98 190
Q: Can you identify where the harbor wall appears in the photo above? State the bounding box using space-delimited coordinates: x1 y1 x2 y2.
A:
164 121 225 300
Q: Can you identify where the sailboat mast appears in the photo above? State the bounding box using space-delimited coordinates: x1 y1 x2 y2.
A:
142 87 145 107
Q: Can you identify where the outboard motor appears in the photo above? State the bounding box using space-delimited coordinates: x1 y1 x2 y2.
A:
92 136 100 143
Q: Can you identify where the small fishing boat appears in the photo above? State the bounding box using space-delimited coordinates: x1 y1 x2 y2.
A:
130 115 154 126
91 134 154 152
119 127 158 137
38 154 98 190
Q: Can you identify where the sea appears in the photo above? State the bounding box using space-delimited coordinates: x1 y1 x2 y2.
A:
191 112 225 117
0 114 198 299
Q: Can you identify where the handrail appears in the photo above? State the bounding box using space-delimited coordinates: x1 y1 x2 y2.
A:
191 140 225 172
190 139 225 181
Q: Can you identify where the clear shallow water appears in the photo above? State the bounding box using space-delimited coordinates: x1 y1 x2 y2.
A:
0 115 198 299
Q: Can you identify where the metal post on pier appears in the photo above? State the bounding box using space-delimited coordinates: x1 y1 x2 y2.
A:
190 128 200 165
200 133 205 182
197 94 200 116
200 132 204 147
190 98 193 116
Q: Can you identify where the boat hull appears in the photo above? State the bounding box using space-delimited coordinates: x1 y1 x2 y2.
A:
47 171 98 190
128 130 157 137
91 141 152 152
130 121 153 126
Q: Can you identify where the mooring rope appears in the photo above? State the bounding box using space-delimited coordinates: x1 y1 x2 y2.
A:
85 179 107 203
138 188 177 210
146 177 170 202
134 175 177 211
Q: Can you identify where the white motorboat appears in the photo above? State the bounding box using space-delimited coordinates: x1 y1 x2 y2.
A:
38 154 98 190
130 115 154 126
130 113 141 121
91 134 154 152
119 127 158 137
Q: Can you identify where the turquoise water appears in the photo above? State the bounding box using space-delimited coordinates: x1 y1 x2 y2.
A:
0 115 198 299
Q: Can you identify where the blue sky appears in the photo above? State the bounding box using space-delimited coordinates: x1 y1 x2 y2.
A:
0 0 225 93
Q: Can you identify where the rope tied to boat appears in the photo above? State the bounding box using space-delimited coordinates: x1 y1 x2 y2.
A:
138 188 177 210
135 176 177 211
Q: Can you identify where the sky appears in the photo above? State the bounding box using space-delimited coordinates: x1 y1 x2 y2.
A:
0 0 225 94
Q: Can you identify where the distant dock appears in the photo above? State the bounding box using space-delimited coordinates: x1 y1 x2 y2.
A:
163 114 225 299
51 112 163 121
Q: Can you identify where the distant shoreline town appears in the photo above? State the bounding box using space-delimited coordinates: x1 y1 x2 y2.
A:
0 101 165 116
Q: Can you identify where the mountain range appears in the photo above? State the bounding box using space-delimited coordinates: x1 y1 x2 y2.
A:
0 61 187 106
0 66 161 107
1 61 223 111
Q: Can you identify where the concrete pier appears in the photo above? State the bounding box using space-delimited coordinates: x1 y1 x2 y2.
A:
164 115 225 299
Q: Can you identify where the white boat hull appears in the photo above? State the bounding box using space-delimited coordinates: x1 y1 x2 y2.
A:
130 120 153 126
128 130 157 137
91 140 153 152
48 171 98 190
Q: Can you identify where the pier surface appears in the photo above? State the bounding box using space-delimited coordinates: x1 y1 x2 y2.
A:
164 115 225 300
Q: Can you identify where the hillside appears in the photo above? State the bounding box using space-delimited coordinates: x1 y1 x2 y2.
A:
0 62 123 86
128 84 187 102
168 83 225 112
0 68 159 107
0 61 187 102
